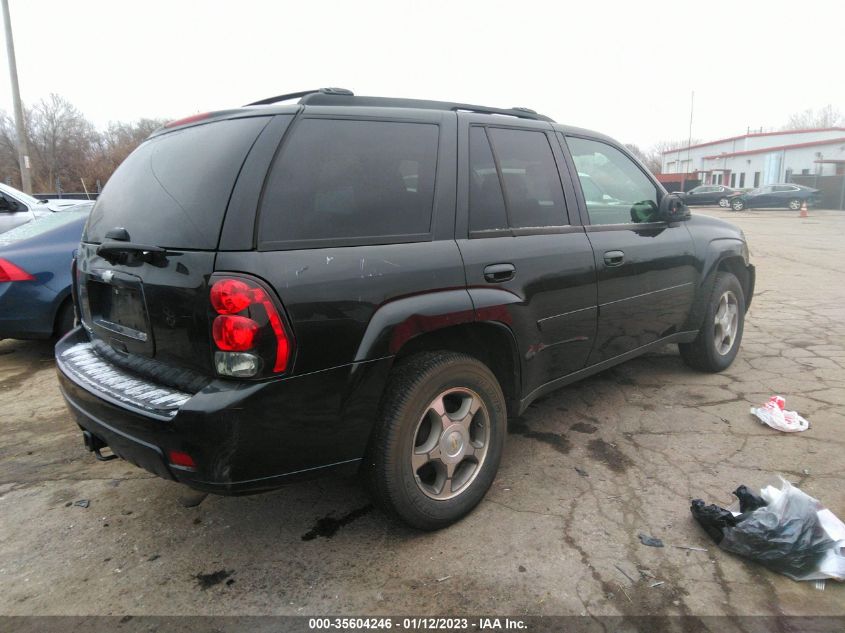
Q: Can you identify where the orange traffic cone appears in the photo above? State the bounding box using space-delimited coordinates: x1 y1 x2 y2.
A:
799 201 809 218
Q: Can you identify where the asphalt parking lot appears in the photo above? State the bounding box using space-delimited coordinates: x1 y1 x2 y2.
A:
0 207 843 618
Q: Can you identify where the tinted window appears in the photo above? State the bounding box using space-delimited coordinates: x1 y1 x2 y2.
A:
259 119 438 246
85 117 270 249
469 127 507 231
567 137 660 225
487 128 567 228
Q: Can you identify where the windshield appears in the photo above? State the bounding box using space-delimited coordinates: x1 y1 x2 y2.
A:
0 183 41 207
0 210 88 247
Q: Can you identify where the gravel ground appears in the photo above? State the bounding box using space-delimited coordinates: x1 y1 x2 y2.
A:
0 207 843 618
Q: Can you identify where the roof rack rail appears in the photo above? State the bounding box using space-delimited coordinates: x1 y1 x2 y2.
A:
244 87 354 107
245 88 553 122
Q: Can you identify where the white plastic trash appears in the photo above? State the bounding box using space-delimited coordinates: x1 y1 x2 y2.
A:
750 395 809 433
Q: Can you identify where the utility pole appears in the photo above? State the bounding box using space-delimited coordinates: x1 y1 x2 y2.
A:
2 0 32 193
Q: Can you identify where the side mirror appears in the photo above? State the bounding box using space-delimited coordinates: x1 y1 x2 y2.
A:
659 193 690 222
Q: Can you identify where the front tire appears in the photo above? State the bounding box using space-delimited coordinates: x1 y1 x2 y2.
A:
731 198 745 212
788 199 801 210
679 272 745 372
364 351 506 530
718 197 729 208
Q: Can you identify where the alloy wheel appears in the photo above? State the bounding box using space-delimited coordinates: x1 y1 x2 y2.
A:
713 290 739 356
411 387 490 500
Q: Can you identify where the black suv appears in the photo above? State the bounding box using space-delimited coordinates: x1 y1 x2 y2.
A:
57 89 755 529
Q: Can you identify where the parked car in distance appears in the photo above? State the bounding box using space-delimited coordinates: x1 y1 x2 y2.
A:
729 183 820 211
0 203 92 340
56 88 755 530
677 185 740 208
0 182 87 234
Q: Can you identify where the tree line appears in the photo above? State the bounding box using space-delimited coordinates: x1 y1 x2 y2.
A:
0 93 166 194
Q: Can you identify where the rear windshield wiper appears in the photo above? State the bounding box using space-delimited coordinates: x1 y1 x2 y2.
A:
97 241 173 266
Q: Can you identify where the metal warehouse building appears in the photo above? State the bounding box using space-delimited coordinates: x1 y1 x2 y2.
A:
660 128 845 189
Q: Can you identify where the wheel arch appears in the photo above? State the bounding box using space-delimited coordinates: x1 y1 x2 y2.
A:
392 321 522 416
683 239 754 332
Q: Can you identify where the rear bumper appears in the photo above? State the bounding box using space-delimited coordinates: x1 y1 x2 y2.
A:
56 327 391 494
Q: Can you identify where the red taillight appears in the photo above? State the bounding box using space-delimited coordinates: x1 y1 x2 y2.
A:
210 278 253 314
164 112 212 128
212 314 258 351
167 450 197 470
0 258 34 282
209 276 293 375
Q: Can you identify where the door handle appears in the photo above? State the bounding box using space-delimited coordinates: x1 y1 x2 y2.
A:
483 263 515 283
603 250 625 267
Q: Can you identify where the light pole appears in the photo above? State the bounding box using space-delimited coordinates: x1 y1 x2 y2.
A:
1 0 32 193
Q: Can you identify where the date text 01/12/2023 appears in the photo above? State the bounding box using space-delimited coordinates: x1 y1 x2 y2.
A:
307 617 528 630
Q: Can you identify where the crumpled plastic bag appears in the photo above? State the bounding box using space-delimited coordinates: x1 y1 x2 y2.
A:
750 395 809 432
691 478 845 582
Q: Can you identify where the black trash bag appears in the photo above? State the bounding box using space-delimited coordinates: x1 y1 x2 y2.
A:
690 499 740 544
733 485 767 513
690 479 844 582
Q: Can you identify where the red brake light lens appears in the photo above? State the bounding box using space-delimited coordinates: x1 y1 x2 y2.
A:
0 258 34 282
213 315 258 351
210 278 253 314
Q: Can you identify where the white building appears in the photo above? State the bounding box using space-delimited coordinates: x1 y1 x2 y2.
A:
661 128 845 188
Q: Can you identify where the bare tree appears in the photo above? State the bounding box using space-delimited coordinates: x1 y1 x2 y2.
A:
625 143 663 174
0 95 166 192
89 118 165 184
0 110 21 185
783 105 843 130
27 94 99 191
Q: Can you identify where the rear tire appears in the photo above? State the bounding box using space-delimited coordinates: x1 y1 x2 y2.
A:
718 197 729 208
731 198 745 211
363 351 506 530
679 272 745 372
54 299 75 339
788 199 801 210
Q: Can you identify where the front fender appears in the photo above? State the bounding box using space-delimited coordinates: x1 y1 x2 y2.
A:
683 237 750 332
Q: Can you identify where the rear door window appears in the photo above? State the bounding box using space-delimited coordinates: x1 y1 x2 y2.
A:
258 119 439 248
84 117 270 249
468 127 508 231
486 128 568 228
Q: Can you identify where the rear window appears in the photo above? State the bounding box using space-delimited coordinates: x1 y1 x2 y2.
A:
258 118 439 248
84 117 269 249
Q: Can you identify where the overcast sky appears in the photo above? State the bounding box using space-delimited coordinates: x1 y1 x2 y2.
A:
2 0 843 150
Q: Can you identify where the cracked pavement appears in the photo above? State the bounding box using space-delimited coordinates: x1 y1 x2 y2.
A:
0 208 843 616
